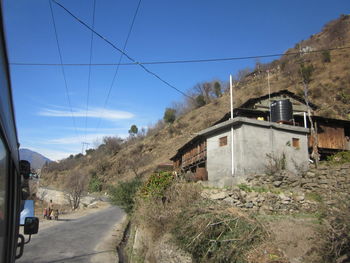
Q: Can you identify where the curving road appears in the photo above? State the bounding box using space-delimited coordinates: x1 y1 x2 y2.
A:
17 205 124 263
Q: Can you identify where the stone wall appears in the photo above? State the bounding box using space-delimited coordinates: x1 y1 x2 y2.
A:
201 163 350 214
246 163 350 195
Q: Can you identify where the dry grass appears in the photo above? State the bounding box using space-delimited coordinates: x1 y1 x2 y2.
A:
134 181 201 235
134 180 270 263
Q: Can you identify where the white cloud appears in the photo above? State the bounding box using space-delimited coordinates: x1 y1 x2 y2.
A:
45 133 128 145
64 127 127 133
39 107 134 121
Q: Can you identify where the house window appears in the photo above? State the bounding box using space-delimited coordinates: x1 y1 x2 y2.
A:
219 136 227 147
292 138 300 148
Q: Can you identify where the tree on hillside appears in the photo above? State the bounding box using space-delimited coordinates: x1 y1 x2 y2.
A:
300 63 319 167
65 171 88 210
193 82 212 103
322 50 331 63
195 95 206 108
126 144 150 177
103 136 123 155
235 67 253 82
163 108 176 124
85 148 95 155
128 124 138 137
214 81 222 98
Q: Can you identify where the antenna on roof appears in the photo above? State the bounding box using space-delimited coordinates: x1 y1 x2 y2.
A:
229 75 234 177
230 75 233 119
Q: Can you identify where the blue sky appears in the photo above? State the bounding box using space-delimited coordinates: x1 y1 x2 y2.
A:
3 0 350 160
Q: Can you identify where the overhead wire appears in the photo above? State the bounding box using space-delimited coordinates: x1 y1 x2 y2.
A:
48 0 80 139
9 46 350 66
51 0 192 100
96 0 142 131
84 0 96 148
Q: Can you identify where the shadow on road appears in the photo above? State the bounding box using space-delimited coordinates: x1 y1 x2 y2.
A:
56 218 75 222
46 249 115 262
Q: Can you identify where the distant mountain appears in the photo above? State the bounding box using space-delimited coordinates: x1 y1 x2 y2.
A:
19 148 52 170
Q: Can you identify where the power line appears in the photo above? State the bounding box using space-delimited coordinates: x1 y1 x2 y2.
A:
48 0 79 138
52 0 191 100
96 0 142 131
84 0 96 143
10 46 350 66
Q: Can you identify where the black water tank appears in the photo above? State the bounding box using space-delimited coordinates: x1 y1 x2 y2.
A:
270 99 293 122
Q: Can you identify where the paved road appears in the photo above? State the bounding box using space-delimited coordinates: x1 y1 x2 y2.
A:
17 205 124 263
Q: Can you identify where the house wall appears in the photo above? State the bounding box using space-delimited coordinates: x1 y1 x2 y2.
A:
206 130 233 186
308 124 345 150
206 122 309 187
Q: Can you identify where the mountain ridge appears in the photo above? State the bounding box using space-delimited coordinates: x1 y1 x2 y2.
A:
19 148 52 170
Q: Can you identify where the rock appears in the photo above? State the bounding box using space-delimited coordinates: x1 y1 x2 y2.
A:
319 180 328 184
245 202 254 208
88 201 99 208
273 181 283 187
294 195 305 202
246 192 258 199
240 190 247 198
278 193 291 202
281 200 291 204
306 171 316 177
81 196 97 206
223 197 235 204
209 192 228 200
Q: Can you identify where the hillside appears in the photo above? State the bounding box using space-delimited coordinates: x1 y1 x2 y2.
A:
19 148 51 170
41 14 350 188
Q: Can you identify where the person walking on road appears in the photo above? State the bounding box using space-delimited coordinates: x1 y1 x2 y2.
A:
48 200 54 220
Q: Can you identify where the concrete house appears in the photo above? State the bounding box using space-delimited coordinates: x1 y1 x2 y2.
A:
171 90 350 187
172 117 309 186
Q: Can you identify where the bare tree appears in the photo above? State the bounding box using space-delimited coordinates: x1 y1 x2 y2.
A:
126 144 150 177
103 136 123 155
300 63 319 167
65 171 88 210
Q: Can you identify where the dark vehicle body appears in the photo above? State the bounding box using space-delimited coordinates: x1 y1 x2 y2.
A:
0 2 38 262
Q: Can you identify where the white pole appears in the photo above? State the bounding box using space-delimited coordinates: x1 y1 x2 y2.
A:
267 70 271 122
230 75 234 177
303 112 307 128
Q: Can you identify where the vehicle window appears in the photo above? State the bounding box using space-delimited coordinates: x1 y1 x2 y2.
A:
0 137 8 260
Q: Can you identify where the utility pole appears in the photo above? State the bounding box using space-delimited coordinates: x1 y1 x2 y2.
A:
81 142 90 154
267 70 272 122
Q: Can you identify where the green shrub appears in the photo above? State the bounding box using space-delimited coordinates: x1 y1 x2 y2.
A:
326 151 350 165
163 108 176 124
306 192 323 203
109 178 142 213
322 50 331 63
196 95 206 108
88 173 102 192
237 183 252 192
139 172 174 199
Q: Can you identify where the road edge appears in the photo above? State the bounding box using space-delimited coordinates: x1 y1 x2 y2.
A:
91 213 129 263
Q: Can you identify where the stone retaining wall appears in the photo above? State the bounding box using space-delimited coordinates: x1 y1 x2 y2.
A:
201 163 350 214
246 164 350 194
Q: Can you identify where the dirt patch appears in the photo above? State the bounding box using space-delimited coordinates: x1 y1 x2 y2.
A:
269 218 320 263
